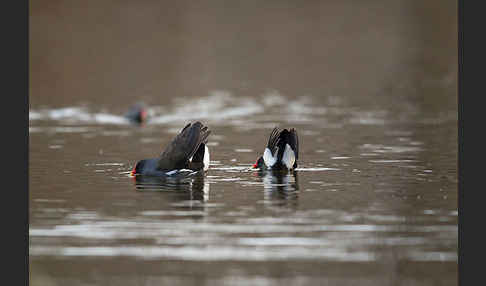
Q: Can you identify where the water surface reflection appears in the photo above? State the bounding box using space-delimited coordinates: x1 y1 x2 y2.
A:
133 174 210 203
260 171 299 208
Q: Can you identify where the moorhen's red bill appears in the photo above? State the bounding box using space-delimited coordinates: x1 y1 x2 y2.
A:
253 127 299 171
131 121 211 177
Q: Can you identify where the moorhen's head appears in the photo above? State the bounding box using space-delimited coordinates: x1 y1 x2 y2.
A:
252 156 265 169
130 159 147 176
125 103 148 125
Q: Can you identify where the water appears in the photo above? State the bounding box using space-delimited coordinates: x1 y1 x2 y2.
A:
29 0 457 284
29 91 457 285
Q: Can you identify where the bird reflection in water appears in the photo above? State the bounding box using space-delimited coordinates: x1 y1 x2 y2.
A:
132 173 209 202
258 170 299 208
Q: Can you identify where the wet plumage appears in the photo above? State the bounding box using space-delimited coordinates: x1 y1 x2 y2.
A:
131 121 211 177
253 127 299 171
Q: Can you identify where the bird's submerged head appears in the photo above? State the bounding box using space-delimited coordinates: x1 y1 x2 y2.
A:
252 157 264 169
130 160 146 176
138 109 147 123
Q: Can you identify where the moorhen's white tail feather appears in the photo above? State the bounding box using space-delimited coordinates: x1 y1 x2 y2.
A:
190 143 210 171
203 145 210 171
288 128 299 162
282 143 296 169
263 147 277 167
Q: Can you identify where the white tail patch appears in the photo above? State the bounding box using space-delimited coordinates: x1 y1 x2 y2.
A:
203 145 210 171
263 147 277 167
282 144 296 169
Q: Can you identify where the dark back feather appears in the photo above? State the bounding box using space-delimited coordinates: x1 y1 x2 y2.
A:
157 122 211 171
275 129 290 162
267 127 281 155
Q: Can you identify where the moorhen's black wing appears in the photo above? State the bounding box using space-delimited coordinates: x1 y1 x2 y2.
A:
289 128 299 161
157 122 211 171
267 127 281 156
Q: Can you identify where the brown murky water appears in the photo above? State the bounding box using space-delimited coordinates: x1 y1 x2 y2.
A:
29 1 457 285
